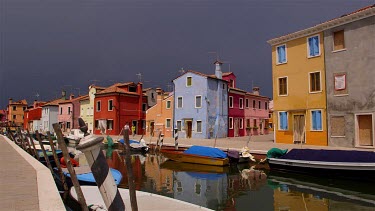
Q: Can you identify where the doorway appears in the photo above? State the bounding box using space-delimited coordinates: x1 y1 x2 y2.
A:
234 118 239 137
356 114 373 147
293 115 305 143
132 120 138 135
186 121 192 138
150 122 155 137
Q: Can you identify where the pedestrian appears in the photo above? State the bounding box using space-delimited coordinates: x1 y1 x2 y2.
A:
131 125 136 137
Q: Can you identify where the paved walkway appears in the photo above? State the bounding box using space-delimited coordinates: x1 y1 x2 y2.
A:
0 135 65 211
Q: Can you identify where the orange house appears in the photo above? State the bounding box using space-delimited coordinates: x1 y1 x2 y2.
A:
7 98 28 128
146 89 174 138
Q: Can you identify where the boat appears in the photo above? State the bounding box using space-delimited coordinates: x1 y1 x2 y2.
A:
70 186 213 211
119 138 149 153
66 129 85 144
267 148 375 181
37 149 63 167
161 145 229 166
56 165 122 187
160 160 230 174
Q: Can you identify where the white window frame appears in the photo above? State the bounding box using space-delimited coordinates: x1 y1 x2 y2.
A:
307 34 321 58
196 120 202 133
96 100 101 112
229 117 233 129
195 95 202 108
239 98 244 109
278 111 288 131
239 118 243 129
177 97 183 108
310 109 323 131
309 71 322 93
166 118 171 128
332 30 346 52
186 76 192 87
278 76 288 96
229 96 233 108
108 99 113 111
176 120 182 131
276 44 287 65
354 113 375 148
166 100 171 109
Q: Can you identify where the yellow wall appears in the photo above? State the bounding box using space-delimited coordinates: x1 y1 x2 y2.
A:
273 189 328 211
271 32 327 145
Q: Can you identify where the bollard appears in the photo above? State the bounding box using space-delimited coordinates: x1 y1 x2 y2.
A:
155 131 161 152
174 128 179 150
158 134 164 151
76 126 125 210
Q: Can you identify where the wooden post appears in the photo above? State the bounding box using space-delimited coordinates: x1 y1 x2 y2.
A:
35 130 54 174
53 124 89 211
123 128 138 211
27 130 40 160
158 134 164 151
7 128 16 143
155 131 161 152
19 128 33 156
16 128 26 150
47 131 68 191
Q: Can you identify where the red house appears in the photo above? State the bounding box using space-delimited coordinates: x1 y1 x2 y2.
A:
24 101 46 132
93 82 147 136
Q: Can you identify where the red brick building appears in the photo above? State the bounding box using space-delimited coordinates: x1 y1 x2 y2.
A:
93 82 147 136
23 101 45 131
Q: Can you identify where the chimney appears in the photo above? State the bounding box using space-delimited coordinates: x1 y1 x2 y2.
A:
34 100 37 108
70 94 75 100
156 88 163 94
252 87 260 95
61 90 66 99
9 98 12 105
214 60 223 79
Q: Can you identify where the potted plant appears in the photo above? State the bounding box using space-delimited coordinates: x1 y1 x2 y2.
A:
252 126 259 135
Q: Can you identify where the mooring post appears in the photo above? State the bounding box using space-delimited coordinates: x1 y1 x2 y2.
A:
155 131 161 152
76 119 125 211
47 131 68 191
35 130 54 173
21 129 33 156
18 128 30 152
53 124 89 211
123 128 138 211
174 128 179 150
27 130 40 160
16 128 26 150
158 134 164 151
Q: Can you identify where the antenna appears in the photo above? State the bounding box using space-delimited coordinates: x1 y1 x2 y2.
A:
35 92 40 101
74 88 81 96
208 51 219 61
136 72 143 82
89 79 100 85
167 83 172 92
223 61 231 72
178 68 185 75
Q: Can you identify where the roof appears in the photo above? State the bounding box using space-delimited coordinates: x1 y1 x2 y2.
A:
9 99 27 105
229 87 247 94
59 95 89 104
42 98 67 106
95 82 140 96
89 85 107 90
268 4 375 45
173 70 231 82
79 95 90 102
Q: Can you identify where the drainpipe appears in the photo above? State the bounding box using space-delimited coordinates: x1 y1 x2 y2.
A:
172 82 175 138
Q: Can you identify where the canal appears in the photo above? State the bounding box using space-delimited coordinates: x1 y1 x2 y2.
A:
67 148 375 211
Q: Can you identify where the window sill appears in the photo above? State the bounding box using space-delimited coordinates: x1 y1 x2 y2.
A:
276 62 287 66
334 94 349 97
310 130 323 132
332 48 346 53
331 136 345 138
309 90 323 94
278 94 288 97
307 54 321 59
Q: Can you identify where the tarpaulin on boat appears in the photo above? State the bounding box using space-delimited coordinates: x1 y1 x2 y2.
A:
280 149 375 162
184 146 228 158
119 139 140 145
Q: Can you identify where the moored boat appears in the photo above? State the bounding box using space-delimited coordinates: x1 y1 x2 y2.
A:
268 148 375 181
161 145 229 166
119 138 149 153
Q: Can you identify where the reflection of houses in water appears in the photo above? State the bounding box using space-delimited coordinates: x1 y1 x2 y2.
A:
172 172 228 209
143 154 174 193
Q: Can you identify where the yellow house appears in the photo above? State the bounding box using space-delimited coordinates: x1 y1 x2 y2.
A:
79 85 105 133
268 31 327 146
7 98 28 128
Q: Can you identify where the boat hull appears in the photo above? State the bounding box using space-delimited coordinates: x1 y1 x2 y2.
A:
161 150 229 166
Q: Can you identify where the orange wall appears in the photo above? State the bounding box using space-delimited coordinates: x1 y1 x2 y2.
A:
146 94 174 137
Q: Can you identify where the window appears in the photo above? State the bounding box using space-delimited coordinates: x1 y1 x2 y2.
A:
95 120 99 129
142 103 147 111
108 100 113 111
239 118 243 129
195 96 202 108
309 72 321 92
12 106 16 111
177 97 183 108
278 112 288 130
253 100 256 108
265 102 268 110
186 77 192 87
229 96 233 108
222 83 225 89
334 73 346 91
308 35 320 57
13 115 16 120
96 101 101 111
276 44 287 64
166 100 171 109
279 77 288 96
311 110 322 131
229 79 234 88
258 101 261 109
239 98 244 109
67 122 71 129
60 107 63 115
166 119 171 128
229 117 233 129
68 107 71 114
196 121 202 133
23 107 26 111
246 119 250 128
176 121 182 131
333 30 345 51
107 119 113 130
245 99 249 108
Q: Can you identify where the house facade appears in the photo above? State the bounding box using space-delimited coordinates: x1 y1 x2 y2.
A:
173 61 228 139
23 101 45 132
145 89 174 138
227 88 246 137
41 98 66 133
324 6 375 148
7 98 28 128
245 88 270 136
58 95 74 132
268 30 327 145
80 85 106 133
93 82 147 136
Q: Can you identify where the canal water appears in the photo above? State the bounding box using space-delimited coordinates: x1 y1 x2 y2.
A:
68 148 375 211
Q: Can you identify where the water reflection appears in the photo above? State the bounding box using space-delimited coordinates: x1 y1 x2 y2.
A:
101 150 375 211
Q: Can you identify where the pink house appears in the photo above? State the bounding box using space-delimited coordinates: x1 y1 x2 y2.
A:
244 87 270 135
58 95 74 132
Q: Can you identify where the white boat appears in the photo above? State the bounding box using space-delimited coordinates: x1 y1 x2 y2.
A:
66 129 85 144
70 186 212 210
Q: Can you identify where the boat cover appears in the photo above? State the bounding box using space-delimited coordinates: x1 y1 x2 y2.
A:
184 146 228 158
119 139 140 145
280 149 375 163
267 148 288 158
64 168 122 185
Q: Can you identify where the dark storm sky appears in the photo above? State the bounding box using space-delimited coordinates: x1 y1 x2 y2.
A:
1 0 373 108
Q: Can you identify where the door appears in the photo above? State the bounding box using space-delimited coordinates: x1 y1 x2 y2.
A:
150 122 154 137
132 120 138 135
357 115 373 146
187 121 192 138
293 115 305 143
234 118 239 137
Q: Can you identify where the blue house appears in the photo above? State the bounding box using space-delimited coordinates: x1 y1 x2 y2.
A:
173 61 228 139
